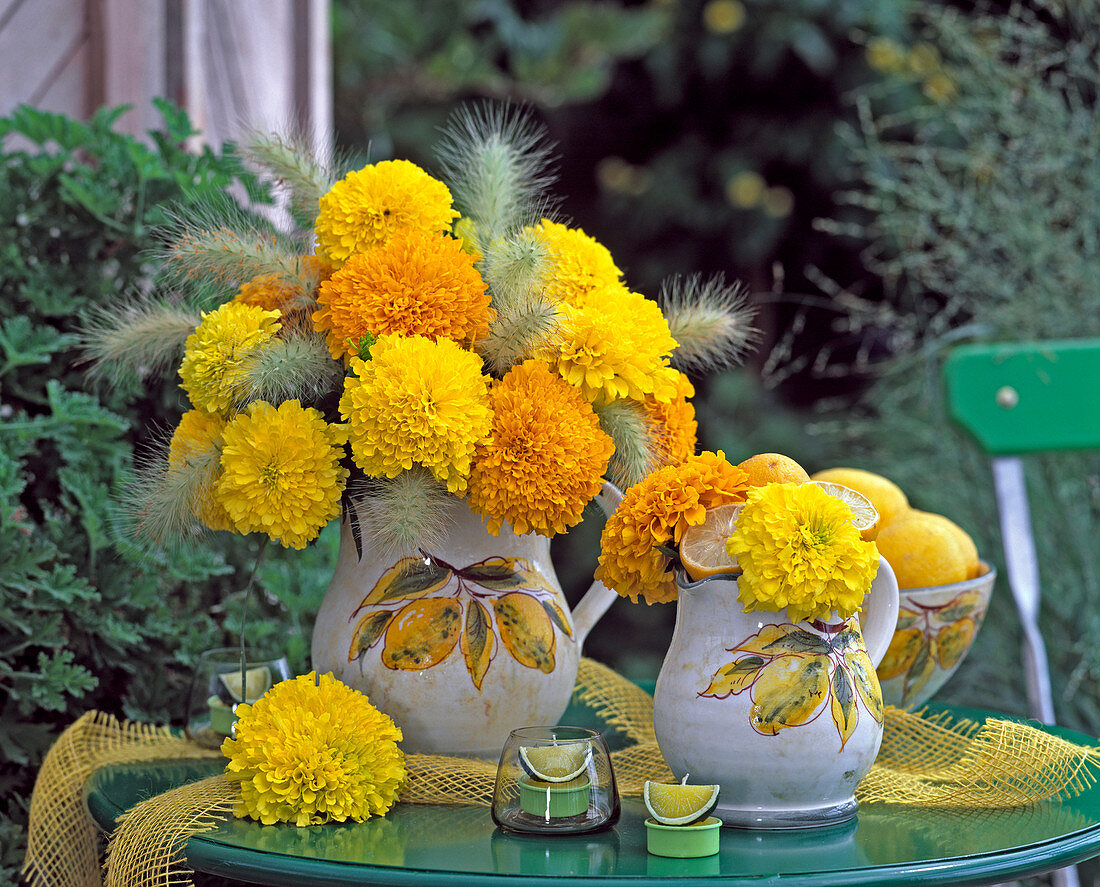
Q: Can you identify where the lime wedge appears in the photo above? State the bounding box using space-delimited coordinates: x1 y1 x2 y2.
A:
219 665 272 703
518 741 592 782
644 779 720 825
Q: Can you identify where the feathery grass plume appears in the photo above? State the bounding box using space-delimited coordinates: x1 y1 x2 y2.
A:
156 192 307 297
235 333 343 407
434 102 558 246
659 273 760 373
480 226 556 309
238 130 335 229
596 399 662 489
81 297 201 391
478 293 563 377
346 468 453 560
119 439 214 547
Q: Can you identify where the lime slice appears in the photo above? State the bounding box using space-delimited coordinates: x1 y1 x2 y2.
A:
219 665 272 703
644 779 720 825
518 741 592 782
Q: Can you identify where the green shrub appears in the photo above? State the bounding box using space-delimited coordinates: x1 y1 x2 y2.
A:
0 103 332 883
810 3 1100 728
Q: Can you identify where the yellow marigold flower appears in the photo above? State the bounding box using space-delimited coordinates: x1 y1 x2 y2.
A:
216 400 348 549
179 302 282 414
544 284 680 405
596 451 750 604
340 334 492 494
314 231 494 360
726 482 880 623
531 219 622 306
642 370 698 467
168 409 235 532
223 671 404 826
314 159 458 265
467 360 615 537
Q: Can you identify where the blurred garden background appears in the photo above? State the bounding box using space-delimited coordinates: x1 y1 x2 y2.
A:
2 0 1099 884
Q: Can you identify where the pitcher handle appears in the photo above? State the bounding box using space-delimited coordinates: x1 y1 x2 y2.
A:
861 555 900 667
571 481 624 646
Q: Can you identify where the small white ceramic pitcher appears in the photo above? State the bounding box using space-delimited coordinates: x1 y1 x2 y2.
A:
653 556 899 828
312 483 623 757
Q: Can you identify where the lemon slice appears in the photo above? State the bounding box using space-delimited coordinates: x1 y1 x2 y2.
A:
219 665 272 703
810 481 880 541
644 778 720 826
518 741 593 782
679 503 744 581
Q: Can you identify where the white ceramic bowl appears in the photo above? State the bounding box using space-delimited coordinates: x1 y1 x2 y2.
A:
876 562 996 708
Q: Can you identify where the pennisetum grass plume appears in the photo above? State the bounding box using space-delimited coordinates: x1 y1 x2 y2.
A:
155 193 308 295
478 294 563 377
81 297 201 390
237 130 335 228
235 333 343 407
596 399 664 489
119 434 219 547
434 103 558 247
480 226 556 310
345 469 453 561
659 273 760 373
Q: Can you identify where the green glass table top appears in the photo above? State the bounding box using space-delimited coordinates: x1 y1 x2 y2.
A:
85 707 1100 887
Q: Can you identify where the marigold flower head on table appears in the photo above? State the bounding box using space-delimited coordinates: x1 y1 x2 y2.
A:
223 671 405 826
84 103 759 558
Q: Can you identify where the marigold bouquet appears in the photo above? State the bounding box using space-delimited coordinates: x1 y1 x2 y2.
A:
84 105 757 556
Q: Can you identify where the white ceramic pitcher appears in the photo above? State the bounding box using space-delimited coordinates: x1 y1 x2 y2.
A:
312 483 623 757
653 556 899 828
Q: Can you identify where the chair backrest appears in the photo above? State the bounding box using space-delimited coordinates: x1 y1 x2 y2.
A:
943 339 1100 455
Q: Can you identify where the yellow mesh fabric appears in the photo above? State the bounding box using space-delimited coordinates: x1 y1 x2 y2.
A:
23 659 1100 887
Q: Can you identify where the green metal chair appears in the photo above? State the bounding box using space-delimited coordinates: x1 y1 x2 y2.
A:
945 339 1100 887
944 338 1100 725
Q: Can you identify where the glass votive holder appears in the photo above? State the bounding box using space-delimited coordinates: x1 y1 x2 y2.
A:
492 726 620 835
185 647 290 748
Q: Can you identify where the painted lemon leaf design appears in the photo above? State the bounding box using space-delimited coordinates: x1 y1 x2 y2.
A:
493 592 555 673
882 590 988 704
936 617 976 668
701 656 767 697
831 664 858 749
701 618 884 750
750 654 831 734
355 556 452 610
381 598 462 669
347 554 569 689
462 600 495 690
349 610 392 662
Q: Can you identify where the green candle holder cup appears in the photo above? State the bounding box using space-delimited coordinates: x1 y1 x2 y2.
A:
185 647 290 748
492 726 619 835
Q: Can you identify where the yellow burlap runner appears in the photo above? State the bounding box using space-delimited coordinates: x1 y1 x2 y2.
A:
24 658 1100 887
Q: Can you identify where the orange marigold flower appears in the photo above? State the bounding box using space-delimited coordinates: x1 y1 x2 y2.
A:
234 255 335 317
642 370 698 467
314 159 458 264
467 360 615 537
595 451 749 604
314 231 494 360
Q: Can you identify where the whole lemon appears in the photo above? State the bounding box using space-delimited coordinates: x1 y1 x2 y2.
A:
874 512 970 589
737 452 810 486
906 510 980 580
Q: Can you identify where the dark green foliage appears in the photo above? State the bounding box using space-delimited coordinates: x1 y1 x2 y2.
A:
0 103 330 882
807 3 1100 732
